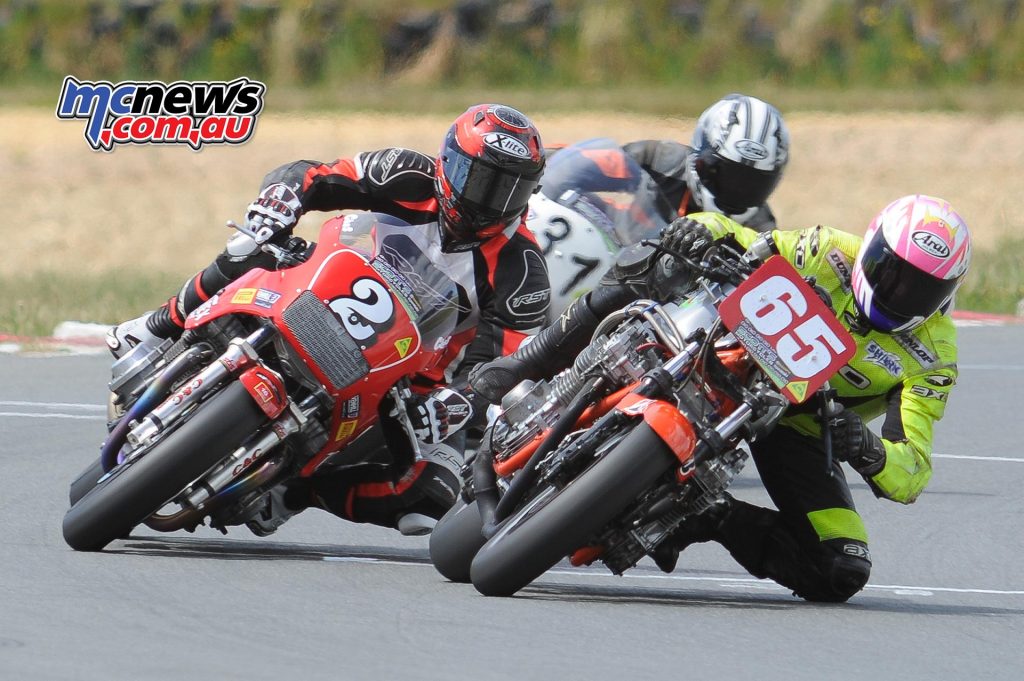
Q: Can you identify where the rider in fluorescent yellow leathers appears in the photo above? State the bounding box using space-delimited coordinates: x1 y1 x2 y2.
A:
470 195 972 602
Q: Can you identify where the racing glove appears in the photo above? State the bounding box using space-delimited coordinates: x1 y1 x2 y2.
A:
831 408 887 477
407 388 474 444
659 217 715 261
245 183 303 245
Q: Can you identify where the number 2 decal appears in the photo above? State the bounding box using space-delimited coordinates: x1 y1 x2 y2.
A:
329 278 395 345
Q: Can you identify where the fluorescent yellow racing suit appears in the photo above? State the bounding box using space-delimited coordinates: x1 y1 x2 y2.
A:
693 212 958 504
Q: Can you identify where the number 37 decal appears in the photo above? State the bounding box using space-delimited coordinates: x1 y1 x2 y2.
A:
719 256 856 403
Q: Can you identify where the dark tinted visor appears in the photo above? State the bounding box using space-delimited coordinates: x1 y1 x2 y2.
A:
696 149 782 214
860 236 958 327
443 146 540 221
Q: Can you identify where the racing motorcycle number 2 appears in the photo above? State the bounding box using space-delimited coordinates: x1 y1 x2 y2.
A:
720 256 856 404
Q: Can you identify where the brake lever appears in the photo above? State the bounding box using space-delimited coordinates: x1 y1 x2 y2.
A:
226 220 305 267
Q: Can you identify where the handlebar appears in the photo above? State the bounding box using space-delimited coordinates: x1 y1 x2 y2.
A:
226 220 308 268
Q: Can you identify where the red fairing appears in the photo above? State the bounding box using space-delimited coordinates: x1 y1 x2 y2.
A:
183 217 449 475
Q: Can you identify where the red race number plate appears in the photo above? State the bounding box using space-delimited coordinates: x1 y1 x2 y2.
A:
719 256 856 403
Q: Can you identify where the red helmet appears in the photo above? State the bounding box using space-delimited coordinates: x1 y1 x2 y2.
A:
435 104 544 252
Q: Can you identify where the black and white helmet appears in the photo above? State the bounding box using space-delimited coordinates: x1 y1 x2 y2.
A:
685 94 790 222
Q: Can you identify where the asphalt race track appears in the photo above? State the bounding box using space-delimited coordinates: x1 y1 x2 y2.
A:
2 324 1023 680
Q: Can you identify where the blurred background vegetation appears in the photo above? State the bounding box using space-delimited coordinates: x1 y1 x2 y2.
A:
2 0 1024 113
1 0 1022 334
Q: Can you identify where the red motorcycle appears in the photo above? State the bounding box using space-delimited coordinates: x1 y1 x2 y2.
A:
428 239 857 596
63 213 468 551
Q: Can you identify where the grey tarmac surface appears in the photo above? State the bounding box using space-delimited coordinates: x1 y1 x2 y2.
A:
1 325 1023 680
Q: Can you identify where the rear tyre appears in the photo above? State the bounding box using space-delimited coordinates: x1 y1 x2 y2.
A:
429 499 487 583
470 422 677 597
62 381 266 552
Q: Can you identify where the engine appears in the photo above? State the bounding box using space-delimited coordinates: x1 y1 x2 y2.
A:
491 319 661 457
600 446 749 575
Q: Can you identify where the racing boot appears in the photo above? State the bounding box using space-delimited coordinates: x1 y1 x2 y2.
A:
244 479 313 537
106 298 185 359
395 440 463 536
650 494 736 573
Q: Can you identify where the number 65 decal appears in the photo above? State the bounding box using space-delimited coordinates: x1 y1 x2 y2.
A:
720 256 856 402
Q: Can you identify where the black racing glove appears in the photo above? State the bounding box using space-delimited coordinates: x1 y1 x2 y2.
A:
246 183 303 245
659 217 715 261
831 408 887 477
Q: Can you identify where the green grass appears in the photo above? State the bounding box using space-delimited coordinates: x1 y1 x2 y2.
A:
956 237 1024 316
0 270 187 339
1 240 1019 339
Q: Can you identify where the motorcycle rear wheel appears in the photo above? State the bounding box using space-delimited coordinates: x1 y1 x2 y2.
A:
62 381 266 552
470 422 677 597
429 499 487 583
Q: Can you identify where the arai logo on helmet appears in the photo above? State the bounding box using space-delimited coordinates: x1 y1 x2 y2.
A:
483 132 531 159
734 139 769 161
911 230 951 258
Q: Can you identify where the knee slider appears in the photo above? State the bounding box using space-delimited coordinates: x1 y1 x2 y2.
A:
824 542 872 602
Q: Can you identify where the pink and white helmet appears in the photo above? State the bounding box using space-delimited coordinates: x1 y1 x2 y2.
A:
852 195 971 333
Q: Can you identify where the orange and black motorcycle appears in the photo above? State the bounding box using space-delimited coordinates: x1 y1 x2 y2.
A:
429 238 856 597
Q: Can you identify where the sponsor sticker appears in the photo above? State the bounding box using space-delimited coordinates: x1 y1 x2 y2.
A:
826 248 852 291
231 288 257 305
925 374 954 387
188 294 219 322
335 419 358 441
864 341 903 377
394 337 413 358
56 76 264 152
254 288 282 309
893 332 938 368
342 395 360 419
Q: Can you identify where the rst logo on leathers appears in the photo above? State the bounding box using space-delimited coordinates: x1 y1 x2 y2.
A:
56 76 264 151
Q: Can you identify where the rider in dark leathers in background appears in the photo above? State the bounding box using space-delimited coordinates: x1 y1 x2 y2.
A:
108 104 551 536
471 194 971 602
624 93 789 231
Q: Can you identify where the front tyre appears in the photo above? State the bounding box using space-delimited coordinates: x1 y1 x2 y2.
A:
429 499 487 583
62 381 267 552
470 422 678 597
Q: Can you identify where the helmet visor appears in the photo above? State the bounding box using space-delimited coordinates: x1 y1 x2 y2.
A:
442 146 540 223
695 149 782 214
859 236 959 331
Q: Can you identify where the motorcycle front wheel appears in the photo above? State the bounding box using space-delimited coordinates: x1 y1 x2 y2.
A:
62 380 266 552
470 422 678 597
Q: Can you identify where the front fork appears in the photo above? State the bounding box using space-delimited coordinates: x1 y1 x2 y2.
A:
124 326 276 452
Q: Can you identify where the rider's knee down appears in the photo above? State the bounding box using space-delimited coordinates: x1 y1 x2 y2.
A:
816 542 872 603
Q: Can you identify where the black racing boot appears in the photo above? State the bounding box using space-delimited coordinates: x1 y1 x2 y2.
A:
651 494 735 573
